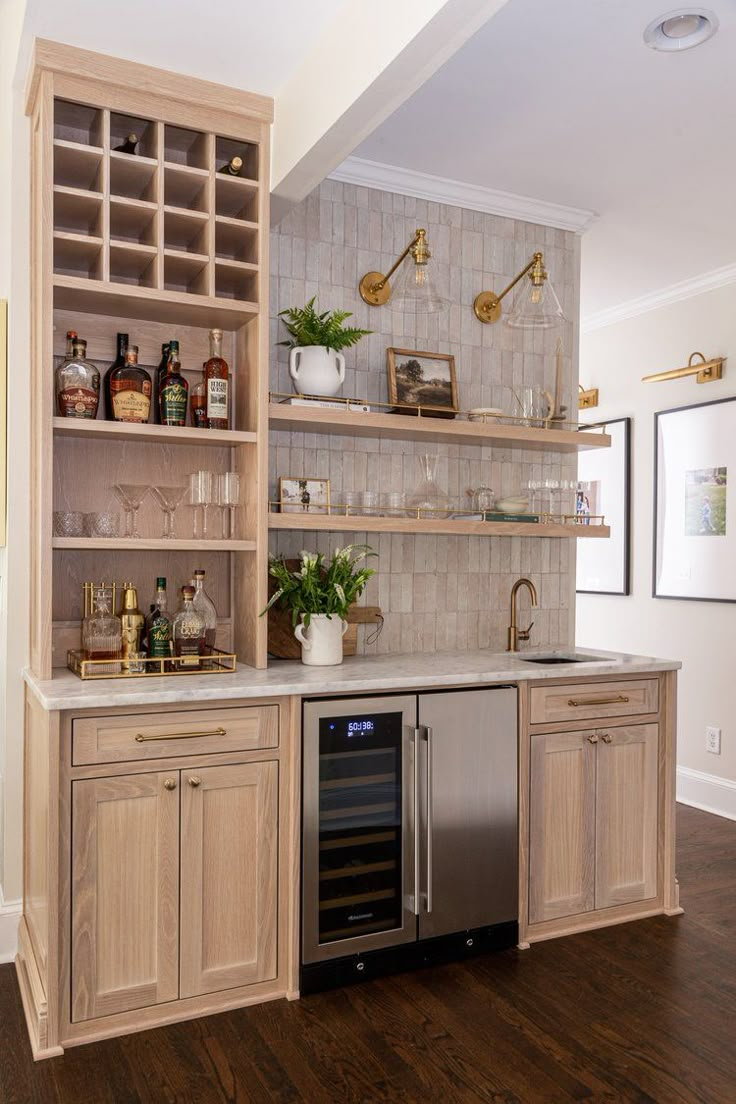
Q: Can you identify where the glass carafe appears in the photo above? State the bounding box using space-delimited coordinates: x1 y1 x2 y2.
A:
82 587 122 674
408 453 449 518
191 569 217 651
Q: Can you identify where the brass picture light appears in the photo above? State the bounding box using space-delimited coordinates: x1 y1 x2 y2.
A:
474 250 566 328
642 351 724 384
358 228 446 313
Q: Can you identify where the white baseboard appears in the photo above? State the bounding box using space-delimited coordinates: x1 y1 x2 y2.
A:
0 888 21 964
677 766 736 822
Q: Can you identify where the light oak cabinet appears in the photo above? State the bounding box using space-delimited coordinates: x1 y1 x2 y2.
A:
71 761 278 1022
528 720 661 928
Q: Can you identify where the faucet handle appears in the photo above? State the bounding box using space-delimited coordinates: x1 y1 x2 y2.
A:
518 621 535 642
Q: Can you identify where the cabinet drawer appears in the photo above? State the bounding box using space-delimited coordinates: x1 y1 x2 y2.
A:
72 705 279 765
529 680 659 726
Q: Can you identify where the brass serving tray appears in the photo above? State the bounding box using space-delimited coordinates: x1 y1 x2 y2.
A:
67 648 238 680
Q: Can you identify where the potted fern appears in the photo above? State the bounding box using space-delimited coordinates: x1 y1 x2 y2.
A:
279 297 371 397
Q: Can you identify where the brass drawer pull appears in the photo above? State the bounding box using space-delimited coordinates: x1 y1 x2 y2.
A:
135 726 226 743
163 778 177 790
188 776 202 788
567 695 630 708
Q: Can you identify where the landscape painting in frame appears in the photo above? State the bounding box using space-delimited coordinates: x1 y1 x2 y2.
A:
279 477 330 515
387 348 458 418
654 397 736 601
576 417 631 595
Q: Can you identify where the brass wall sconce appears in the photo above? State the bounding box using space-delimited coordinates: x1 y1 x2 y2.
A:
359 228 446 313
473 251 567 329
578 385 599 410
642 351 725 385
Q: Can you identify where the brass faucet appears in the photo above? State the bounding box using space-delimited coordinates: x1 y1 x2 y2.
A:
507 577 538 652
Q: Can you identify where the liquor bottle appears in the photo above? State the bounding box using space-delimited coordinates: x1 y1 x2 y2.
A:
158 340 189 426
64 329 77 356
190 368 207 428
219 155 243 176
109 345 152 423
146 577 172 662
103 332 129 419
204 328 229 430
153 342 170 425
120 583 145 671
114 132 139 154
56 337 100 419
82 587 122 674
172 585 206 669
191 569 217 651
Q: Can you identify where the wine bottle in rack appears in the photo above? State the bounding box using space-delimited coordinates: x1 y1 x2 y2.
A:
204 328 229 430
158 340 189 427
103 332 129 419
114 132 139 154
218 155 243 176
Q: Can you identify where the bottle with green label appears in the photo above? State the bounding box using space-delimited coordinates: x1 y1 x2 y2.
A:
145 577 172 663
158 340 189 426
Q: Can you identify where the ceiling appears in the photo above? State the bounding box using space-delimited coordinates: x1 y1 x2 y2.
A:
17 0 351 97
354 0 736 321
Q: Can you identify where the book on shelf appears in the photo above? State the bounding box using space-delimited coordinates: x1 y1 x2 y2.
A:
484 511 540 524
281 397 371 412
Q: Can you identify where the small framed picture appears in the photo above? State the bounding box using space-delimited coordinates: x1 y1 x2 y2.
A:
279 477 331 515
387 348 458 418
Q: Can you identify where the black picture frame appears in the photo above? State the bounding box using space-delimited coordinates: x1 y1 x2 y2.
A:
653 395 736 603
576 417 631 596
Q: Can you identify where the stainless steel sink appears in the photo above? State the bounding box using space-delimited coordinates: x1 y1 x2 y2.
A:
519 653 609 665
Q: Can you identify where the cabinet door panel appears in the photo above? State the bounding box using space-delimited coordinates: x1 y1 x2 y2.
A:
71 772 180 1022
596 724 658 909
180 761 278 998
529 731 596 924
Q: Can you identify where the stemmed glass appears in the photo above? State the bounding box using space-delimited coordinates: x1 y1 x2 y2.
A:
112 483 149 538
188 471 215 538
151 485 187 539
216 472 241 539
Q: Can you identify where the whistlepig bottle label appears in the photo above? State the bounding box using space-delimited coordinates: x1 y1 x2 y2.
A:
58 386 99 418
160 380 188 426
111 381 152 423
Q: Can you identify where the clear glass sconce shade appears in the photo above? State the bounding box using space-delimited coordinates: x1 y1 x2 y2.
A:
506 271 567 329
390 254 448 314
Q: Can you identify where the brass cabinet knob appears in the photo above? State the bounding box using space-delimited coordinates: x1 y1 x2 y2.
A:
164 778 177 790
601 733 613 744
586 734 599 744
188 776 202 788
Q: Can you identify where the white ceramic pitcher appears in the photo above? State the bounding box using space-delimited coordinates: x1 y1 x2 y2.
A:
294 613 348 666
289 346 346 397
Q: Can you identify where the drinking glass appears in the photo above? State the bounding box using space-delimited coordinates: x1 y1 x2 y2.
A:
384 491 406 517
151 485 187 538
53 511 85 538
361 490 380 516
188 470 215 538
113 484 149 538
344 491 362 516
216 472 241 539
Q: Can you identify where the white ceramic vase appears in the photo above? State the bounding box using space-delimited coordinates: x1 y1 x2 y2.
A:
289 346 346 397
294 613 348 666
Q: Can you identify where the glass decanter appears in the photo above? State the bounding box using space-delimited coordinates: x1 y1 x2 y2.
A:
82 587 122 674
172 585 207 669
408 453 449 518
191 569 217 651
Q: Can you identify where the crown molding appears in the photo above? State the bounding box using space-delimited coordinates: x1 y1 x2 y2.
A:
582 261 736 333
329 156 597 234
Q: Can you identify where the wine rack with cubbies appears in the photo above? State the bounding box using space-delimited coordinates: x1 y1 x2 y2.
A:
30 42 273 678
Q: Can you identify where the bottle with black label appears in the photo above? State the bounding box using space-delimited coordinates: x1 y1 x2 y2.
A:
158 340 189 426
103 332 129 419
109 345 152 423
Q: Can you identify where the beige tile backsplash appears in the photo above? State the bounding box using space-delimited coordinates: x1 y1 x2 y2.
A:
269 179 580 655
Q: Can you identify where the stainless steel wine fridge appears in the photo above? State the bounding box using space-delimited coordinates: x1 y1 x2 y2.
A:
301 688 518 991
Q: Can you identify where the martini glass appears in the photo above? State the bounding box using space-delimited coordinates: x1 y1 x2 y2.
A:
113 483 149 538
151 485 187 538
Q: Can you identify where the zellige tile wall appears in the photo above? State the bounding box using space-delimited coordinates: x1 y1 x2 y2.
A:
269 179 581 655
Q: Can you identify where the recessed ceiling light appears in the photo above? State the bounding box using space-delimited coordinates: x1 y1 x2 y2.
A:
644 7 719 51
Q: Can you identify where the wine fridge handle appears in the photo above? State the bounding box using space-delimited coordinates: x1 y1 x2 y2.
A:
413 726 421 916
425 725 433 915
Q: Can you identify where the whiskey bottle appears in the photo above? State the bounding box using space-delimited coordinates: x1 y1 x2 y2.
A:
153 342 170 425
191 569 217 651
114 132 139 154
56 337 100 419
190 368 207 429
172 585 207 669
158 340 189 426
219 155 243 176
146 577 172 662
204 328 229 429
110 345 152 423
120 583 145 671
103 332 129 419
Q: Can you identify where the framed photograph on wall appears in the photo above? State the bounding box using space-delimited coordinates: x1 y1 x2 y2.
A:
279 477 331 515
387 348 458 418
576 417 631 595
654 397 736 602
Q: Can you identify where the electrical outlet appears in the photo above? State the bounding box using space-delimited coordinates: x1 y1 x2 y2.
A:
706 726 721 755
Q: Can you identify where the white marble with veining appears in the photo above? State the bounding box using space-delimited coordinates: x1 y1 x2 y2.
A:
23 648 681 712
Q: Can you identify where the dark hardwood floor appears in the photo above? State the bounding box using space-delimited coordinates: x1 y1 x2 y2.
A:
1 804 734 1103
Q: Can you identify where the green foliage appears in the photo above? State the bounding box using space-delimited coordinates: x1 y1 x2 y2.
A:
261 545 377 627
278 297 371 353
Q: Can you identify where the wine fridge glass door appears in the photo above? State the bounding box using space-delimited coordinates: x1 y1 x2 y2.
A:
302 695 418 964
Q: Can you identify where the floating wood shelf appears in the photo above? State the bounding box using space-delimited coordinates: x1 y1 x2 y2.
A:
52 417 257 446
268 404 611 453
52 537 257 551
268 513 610 539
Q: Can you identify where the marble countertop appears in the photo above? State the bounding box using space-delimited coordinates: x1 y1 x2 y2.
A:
23 647 681 711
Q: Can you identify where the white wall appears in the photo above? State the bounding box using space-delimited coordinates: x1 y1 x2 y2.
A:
577 284 736 819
